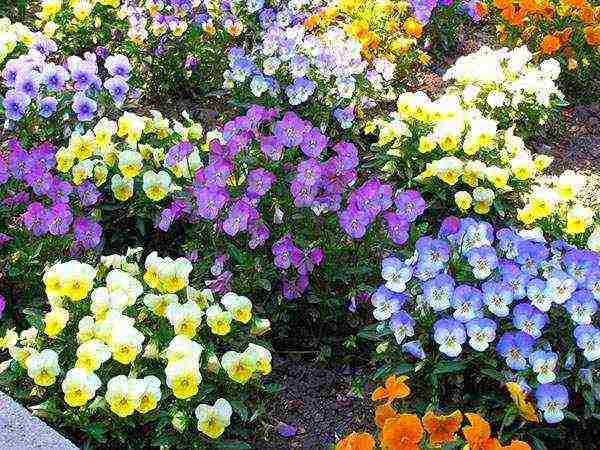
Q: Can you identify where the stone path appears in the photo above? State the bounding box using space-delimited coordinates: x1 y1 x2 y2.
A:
0 391 78 450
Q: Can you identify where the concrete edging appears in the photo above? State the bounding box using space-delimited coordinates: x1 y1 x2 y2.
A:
0 391 79 450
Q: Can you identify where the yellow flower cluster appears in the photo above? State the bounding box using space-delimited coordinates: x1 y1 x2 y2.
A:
369 91 553 216
520 170 595 235
0 249 271 440
37 0 121 25
55 111 203 203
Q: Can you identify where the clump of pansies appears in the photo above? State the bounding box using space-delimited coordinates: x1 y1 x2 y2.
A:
336 374 532 449
1 139 102 253
2 44 133 127
223 4 397 125
0 249 272 441
159 105 425 299
371 215 600 423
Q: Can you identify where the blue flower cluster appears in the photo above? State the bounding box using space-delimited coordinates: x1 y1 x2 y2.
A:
372 215 600 423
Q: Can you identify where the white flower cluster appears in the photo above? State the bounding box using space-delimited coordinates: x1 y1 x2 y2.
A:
443 46 563 119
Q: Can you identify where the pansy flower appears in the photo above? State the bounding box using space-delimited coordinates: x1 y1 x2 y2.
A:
384 212 411 245
529 350 558 384
466 318 497 351
415 237 450 279
543 270 576 304
374 403 399 429
371 285 406 321
394 190 426 222
496 331 535 370
462 413 498 450
535 383 569 423
467 246 498 280
574 324 600 361
512 303 548 338
526 278 552 312
371 375 410 403
336 432 375 450
423 273 455 312
515 240 549 275
390 311 415 344
482 280 514 317
452 285 483 323
422 410 463 445
500 261 530 300
381 415 423 450
381 257 413 293
564 249 599 288
460 219 494 255
564 290 597 324
496 228 522 259
434 319 466 357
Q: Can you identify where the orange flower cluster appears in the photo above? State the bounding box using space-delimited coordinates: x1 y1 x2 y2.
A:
336 375 533 450
491 0 600 70
303 0 425 60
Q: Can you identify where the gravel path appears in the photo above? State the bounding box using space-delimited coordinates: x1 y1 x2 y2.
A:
0 391 79 450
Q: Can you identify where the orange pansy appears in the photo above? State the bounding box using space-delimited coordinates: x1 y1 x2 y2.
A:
336 432 376 450
462 413 501 450
375 403 400 429
371 375 411 403
422 410 463 445
503 6 527 26
540 34 561 54
585 26 600 46
493 0 512 9
381 414 423 450
581 5 594 23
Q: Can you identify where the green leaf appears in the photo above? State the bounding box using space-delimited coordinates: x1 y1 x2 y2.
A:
229 399 249 422
227 243 245 265
480 368 505 382
530 436 548 450
432 360 468 375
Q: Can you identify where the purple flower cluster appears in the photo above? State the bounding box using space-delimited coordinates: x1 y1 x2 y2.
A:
340 187 426 243
371 215 600 423
2 47 131 122
0 140 101 251
151 106 425 301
